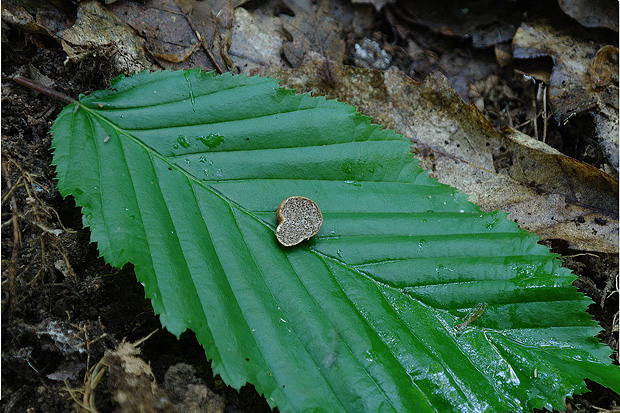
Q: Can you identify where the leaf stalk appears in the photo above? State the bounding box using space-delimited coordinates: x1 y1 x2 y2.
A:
12 75 77 105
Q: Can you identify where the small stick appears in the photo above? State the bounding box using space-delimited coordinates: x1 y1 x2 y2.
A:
175 1 225 74
13 75 76 104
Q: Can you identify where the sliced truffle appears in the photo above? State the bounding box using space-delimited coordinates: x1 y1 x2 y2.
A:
276 196 323 247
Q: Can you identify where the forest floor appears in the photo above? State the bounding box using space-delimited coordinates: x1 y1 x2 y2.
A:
2 0 618 411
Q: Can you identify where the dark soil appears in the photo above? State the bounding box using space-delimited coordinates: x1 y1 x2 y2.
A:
2 1 618 412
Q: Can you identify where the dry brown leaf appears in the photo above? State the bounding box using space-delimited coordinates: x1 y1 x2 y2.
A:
558 0 619 32
1 1 70 37
183 0 236 72
592 108 619 173
3 0 151 73
513 20 619 171
438 50 498 103
280 0 345 67
513 20 615 121
229 4 357 71
259 53 618 253
109 0 235 72
57 0 150 72
589 45 620 88
229 8 285 72
501 126 617 250
588 45 619 170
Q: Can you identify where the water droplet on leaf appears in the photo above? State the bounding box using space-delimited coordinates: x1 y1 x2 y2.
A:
196 134 224 149
177 135 191 148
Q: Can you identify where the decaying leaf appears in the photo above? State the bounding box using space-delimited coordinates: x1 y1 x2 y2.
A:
178 0 236 72
109 0 236 72
558 0 619 32
280 0 345 67
3 0 151 72
513 20 619 172
230 8 285 72
589 45 620 172
513 20 616 122
60 0 150 72
392 1 520 48
1 0 73 37
501 126 617 249
592 107 619 174
262 53 618 253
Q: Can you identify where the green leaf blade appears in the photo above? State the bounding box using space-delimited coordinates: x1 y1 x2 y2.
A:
51 69 619 412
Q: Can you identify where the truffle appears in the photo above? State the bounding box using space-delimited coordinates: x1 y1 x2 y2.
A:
276 196 323 247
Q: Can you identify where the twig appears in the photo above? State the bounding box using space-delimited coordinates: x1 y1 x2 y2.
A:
13 75 76 104
514 118 534 129
175 1 225 74
21 217 64 236
505 103 513 128
25 236 47 287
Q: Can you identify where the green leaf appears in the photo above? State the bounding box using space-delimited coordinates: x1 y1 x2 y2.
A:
50 69 619 412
